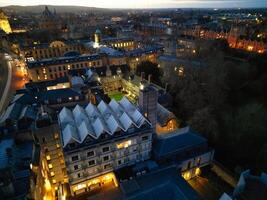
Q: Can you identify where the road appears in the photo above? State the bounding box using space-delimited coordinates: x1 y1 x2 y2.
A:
0 53 27 113
188 172 234 200
0 55 12 112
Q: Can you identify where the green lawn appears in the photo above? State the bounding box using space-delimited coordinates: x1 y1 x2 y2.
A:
108 91 124 101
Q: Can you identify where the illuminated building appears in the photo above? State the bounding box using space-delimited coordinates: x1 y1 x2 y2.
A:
153 125 214 181
94 28 101 48
59 96 154 196
183 26 265 54
32 124 68 200
158 55 202 80
0 10 12 34
21 40 91 60
126 46 163 71
102 37 136 50
27 54 103 81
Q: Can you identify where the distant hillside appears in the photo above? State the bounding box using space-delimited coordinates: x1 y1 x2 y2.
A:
1 5 111 13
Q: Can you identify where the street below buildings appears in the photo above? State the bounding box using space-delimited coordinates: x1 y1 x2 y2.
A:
188 170 234 200
0 53 27 112
0 54 12 112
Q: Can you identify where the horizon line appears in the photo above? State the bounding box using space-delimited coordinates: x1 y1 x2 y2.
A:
1 4 267 10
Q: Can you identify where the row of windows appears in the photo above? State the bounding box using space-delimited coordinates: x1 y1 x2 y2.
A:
73 152 149 175
35 60 101 75
28 46 81 57
70 136 149 163
74 163 112 179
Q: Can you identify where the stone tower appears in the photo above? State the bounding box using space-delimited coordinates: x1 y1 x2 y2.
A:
94 28 101 48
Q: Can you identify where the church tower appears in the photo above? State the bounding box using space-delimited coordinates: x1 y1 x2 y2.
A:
94 28 101 48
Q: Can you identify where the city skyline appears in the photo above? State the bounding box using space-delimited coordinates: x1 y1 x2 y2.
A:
0 0 267 8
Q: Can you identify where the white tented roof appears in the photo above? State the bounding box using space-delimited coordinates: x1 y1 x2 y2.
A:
59 97 150 147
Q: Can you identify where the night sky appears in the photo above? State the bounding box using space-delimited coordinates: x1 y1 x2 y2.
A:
0 0 266 9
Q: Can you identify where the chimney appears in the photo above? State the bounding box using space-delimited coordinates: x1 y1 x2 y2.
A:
148 74 152 83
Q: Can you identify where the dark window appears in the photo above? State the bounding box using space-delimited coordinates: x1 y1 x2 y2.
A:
63 66 66 70
77 173 81 178
87 151 94 157
72 155 79 162
197 158 201 165
103 156 109 161
104 164 112 169
58 66 62 71
118 160 122 165
74 165 79 170
102 146 110 153
88 160 95 166
187 161 191 170
142 136 149 141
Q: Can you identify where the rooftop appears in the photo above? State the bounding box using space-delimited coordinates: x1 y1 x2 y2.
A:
121 166 201 200
59 97 150 147
153 128 207 159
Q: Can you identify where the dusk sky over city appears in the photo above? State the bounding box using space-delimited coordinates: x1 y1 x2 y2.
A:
1 0 267 8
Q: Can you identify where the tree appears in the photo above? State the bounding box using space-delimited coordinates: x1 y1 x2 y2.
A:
136 61 162 85
190 107 219 143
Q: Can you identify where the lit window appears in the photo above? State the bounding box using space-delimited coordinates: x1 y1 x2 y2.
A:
68 97 73 101
50 172 55 177
54 133 59 139
116 140 132 149
67 65 71 70
178 67 184 76
52 179 56 184
46 155 51 161
56 143 60 148
48 164 53 169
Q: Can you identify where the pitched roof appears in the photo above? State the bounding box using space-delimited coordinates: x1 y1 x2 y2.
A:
59 97 150 147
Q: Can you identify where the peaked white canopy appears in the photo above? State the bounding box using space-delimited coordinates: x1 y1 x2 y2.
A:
59 97 150 147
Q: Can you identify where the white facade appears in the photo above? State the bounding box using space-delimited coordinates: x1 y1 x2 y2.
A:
58 97 153 195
